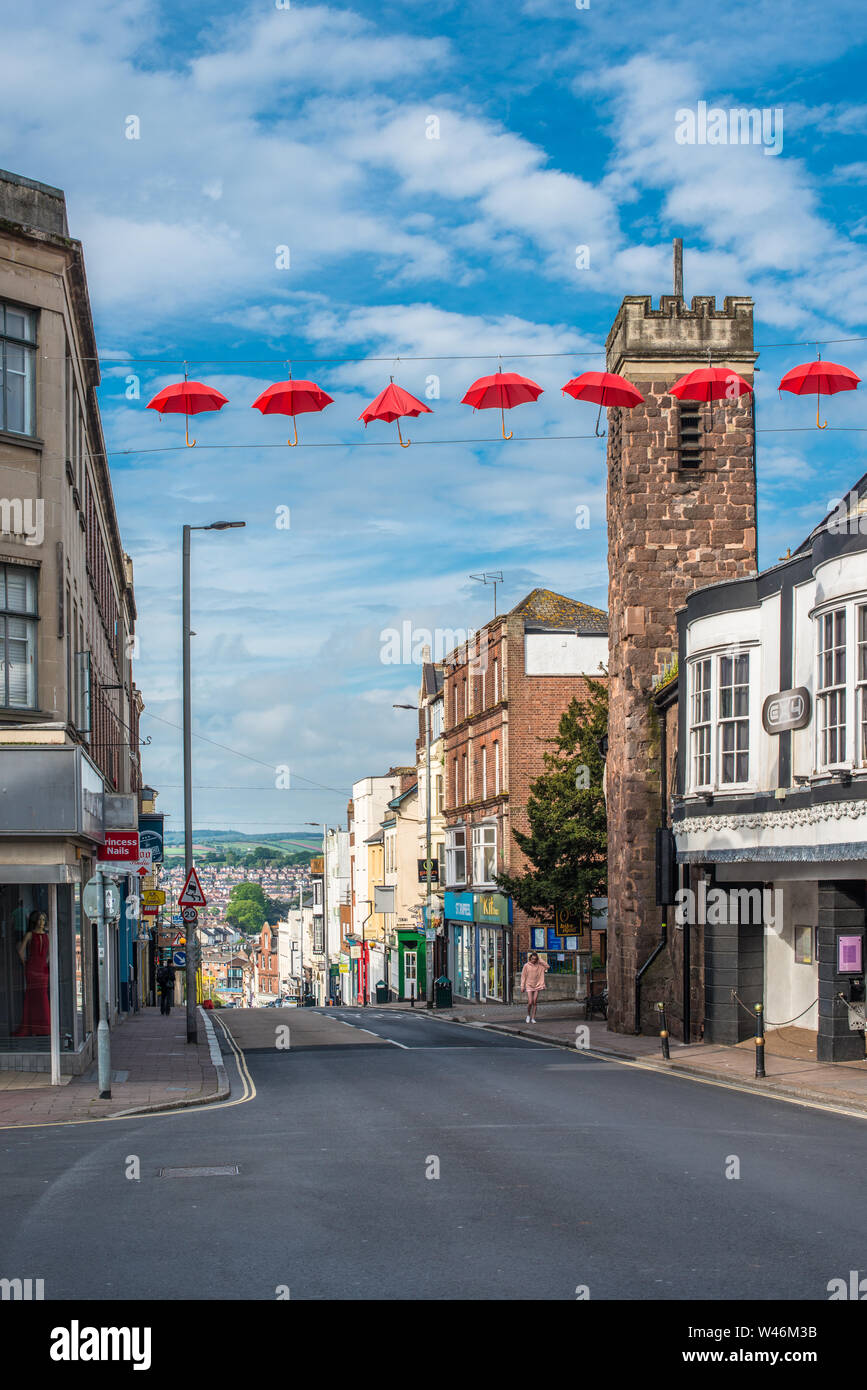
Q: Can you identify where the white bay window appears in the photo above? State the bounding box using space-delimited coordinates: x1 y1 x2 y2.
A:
688 649 753 792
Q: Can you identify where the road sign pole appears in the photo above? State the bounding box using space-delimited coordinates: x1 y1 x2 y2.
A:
96 868 111 1099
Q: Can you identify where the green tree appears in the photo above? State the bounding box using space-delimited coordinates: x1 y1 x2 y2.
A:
496 680 607 928
226 882 268 934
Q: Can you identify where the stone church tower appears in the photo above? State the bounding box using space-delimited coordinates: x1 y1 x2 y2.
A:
605 249 759 1034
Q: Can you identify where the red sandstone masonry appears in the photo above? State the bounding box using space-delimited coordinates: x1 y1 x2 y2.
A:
605 294 758 1034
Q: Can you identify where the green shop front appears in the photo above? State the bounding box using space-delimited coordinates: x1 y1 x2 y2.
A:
388 929 426 1002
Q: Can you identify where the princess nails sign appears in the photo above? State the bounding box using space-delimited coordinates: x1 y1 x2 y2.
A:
98 831 140 862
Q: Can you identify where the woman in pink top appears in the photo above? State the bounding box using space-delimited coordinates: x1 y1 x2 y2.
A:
520 951 548 1023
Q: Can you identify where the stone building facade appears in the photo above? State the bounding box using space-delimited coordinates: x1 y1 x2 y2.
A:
0 169 143 1074
605 292 759 1034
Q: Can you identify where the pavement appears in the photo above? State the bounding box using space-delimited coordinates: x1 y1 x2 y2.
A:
4 1003 867 1300
0 1005 227 1128
379 998 867 1118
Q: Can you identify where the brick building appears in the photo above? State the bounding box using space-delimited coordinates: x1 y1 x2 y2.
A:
604 279 759 1035
442 588 607 1002
252 923 280 1003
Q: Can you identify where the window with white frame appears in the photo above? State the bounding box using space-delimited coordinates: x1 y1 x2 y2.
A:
1 302 36 436
859 605 867 766
0 564 37 709
688 651 752 791
463 752 468 803
472 823 497 885
493 739 500 794
719 653 750 784
446 825 466 885
453 757 459 808
430 698 443 740
690 658 712 788
492 657 499 705
817 608 847 766
481 744 487 799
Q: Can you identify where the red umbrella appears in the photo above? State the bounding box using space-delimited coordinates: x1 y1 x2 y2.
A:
461 369 543 440
562 370 644 437
670 366 753 401
146 371 229 448
251 376 334 447
359 378 432 448
778 354 860 430
670 364 753 434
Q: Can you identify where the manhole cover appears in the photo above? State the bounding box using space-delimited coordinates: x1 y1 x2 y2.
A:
159 1165 239 1178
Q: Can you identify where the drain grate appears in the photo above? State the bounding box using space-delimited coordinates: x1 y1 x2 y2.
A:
159 1165 239 1178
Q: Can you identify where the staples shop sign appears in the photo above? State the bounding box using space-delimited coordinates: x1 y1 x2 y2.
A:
98 831 140 862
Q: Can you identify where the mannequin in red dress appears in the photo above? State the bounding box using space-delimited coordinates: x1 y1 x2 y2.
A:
14 909 50 1037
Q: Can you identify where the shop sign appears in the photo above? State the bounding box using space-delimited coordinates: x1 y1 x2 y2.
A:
762 687 811 734
418 858 439 883
98 830 139 862
138 814 164 863
474 892 511 925
142 889 165 906
445 891 473 921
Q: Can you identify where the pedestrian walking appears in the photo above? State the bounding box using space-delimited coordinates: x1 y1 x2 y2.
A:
156 960 176 1016
520 951 549 1023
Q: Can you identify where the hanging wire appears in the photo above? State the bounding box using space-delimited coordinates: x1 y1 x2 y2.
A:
140 709 351 795
36 332 867 366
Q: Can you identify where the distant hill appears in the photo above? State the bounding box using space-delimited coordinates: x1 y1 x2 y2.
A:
163 830 321 847
161 830 321 866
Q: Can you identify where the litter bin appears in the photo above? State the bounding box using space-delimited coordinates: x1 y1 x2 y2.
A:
434 976 452 1009
375 981 389 1004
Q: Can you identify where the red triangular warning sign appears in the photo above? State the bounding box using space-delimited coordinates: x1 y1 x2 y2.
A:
178 866 207 908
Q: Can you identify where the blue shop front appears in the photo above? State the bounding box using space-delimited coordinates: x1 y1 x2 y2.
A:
445 890 512 1003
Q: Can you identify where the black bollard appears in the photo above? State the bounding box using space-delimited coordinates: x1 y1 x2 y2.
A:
754 1002 765 1078
656 1001 670 1060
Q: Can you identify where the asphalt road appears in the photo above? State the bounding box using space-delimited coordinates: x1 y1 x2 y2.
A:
1 1005 866 1300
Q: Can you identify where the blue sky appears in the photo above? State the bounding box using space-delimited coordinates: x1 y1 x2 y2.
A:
2 0 866 834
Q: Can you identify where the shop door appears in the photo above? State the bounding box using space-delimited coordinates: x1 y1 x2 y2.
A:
404 950 418 1001
479 931 489 1001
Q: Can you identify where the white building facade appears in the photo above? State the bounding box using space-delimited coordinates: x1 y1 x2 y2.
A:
674 483 867 1060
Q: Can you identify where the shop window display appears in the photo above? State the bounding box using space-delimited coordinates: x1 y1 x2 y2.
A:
0 886 50 1049
0 884 83 1054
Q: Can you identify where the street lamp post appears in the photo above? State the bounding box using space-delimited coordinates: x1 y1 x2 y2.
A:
394 701 434 1006
183 520 245 1044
